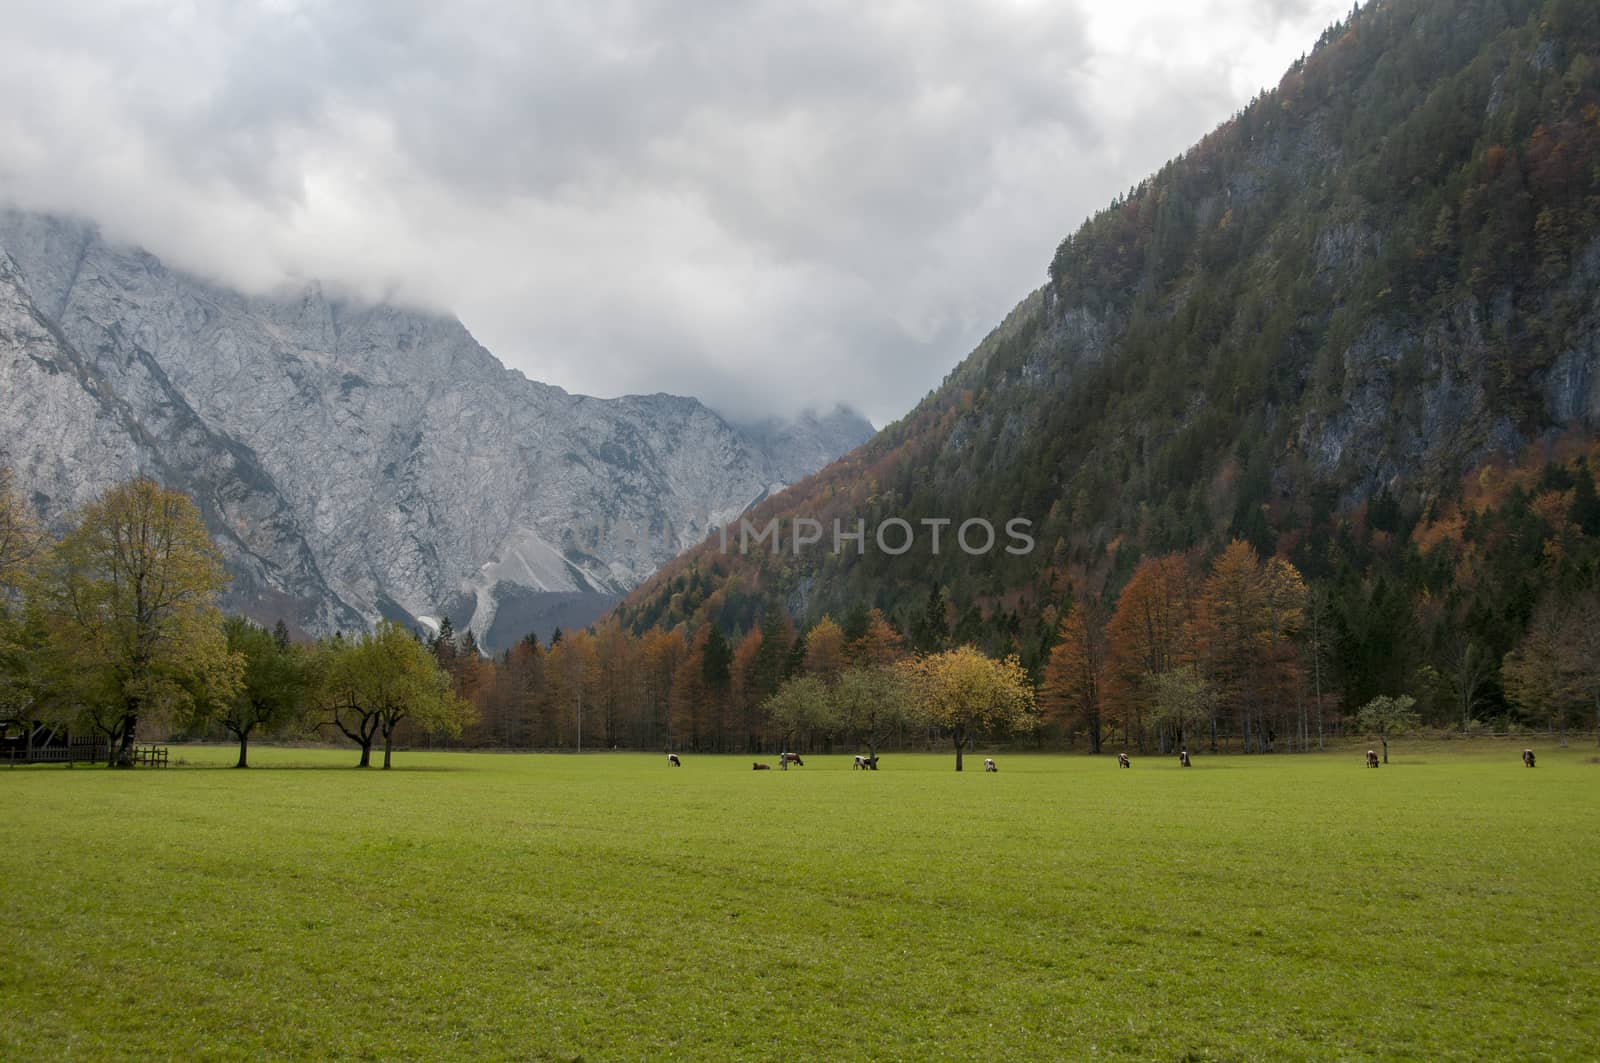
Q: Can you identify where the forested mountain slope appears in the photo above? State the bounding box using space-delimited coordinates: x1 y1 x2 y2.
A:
617 0 1600 722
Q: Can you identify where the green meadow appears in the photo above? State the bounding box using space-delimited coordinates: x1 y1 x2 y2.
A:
2 742 1597 1061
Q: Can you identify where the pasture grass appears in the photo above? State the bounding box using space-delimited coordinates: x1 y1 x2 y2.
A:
2 740 1597 1060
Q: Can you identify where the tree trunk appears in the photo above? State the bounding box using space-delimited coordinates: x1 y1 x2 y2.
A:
357 741 372 768
235 724 252 768
383 732 393 769
114 711 137 768
953 728 965 772
1089 717 1102 755
1381 734 1389 764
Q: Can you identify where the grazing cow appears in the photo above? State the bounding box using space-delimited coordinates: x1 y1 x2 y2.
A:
1179 749 1191 768
1117 753 1131 768
753 762 772 771
853 755 867 770
666 753 681 767
983 758 997 773
1365 749 1380 768
1523 748 1536 768
780 752 805 767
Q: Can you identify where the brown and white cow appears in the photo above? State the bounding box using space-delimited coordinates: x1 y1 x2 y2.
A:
1522 748 1536 768
983 758 997 773
1365 749 1380 768
1178 750 1191 768
666 753 681 767
753 762 773 771
780 752 805 767
1117 753 1131 768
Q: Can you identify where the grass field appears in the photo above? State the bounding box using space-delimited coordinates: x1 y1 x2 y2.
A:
3 741 1597 1061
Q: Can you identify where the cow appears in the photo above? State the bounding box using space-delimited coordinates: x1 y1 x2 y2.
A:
853 755 867 770
666 753 681 767
1179 749 1191 768
780 752 805 768
1366 749 1380 768
1522 748 1536 768
983 758 997 773
753 762 773 771
1117 753 1131 768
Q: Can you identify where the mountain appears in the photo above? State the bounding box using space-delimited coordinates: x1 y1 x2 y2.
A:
617 0 1600 661
0 211 874 650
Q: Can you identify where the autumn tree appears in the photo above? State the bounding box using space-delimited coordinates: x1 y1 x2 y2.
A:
1105 553 1195 752
642 628 685 749
849 609 907 668
670 626 726 751
220 615 307 767
1503 590 1600 743
317 621 470 768
549 629 601 751
0 466 44 598
1041 600 1108 752
1189 542 1306 752
492 634 537 747
1190 541 1261 749
310 634 379 766
834 664 910 766
804 615 847 683
1148 667 1216 752
1355 694 1419 764
762 674 833 751
591 623 643 749
38 479 239 766
370 622 471 767
900 646 1036 771
0 467 46 736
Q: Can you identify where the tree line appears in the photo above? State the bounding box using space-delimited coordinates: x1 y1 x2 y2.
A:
7 468 1594 767
0 472 468 768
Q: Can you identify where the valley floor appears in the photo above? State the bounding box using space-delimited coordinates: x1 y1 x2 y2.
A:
3 745 1596 1060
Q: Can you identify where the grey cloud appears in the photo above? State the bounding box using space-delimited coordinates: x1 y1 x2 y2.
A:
0 0 1352 426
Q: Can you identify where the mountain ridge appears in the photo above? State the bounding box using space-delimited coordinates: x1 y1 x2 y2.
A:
0 210 874 649
616 0 1600 666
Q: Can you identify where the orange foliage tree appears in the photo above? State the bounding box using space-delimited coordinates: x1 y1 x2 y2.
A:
1104 553 1196 753
1041 599 1108 752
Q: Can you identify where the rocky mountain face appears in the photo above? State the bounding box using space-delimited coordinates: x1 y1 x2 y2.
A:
0 210 873 649
619 0 1600 642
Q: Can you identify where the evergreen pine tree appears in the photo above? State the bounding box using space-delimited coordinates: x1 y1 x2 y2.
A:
912 583 950 653
1571 461 1600 536
702 626 732 691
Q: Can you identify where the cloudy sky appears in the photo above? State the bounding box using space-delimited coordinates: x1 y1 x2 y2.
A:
0 0 1351 427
